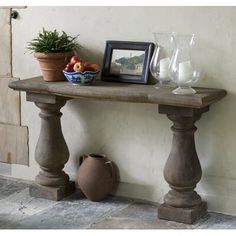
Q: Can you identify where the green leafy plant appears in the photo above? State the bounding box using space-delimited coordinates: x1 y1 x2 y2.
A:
27 28 81 54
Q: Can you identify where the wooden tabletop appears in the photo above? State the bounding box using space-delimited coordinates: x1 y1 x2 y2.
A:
9 77 227 108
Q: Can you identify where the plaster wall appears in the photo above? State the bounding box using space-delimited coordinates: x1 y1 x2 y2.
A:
0 8 28 166
11 6 236 215
0 8 11 77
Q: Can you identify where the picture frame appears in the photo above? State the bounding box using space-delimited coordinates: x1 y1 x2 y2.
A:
101 40 154 84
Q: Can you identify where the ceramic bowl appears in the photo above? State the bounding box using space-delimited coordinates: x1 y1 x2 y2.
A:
63 70 99 85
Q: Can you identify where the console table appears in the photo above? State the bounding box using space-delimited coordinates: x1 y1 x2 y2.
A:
9 77 226 224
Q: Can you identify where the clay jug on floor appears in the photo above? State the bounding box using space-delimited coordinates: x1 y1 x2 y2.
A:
77 153 116 201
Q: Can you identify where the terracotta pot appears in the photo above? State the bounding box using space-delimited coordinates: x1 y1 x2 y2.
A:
34 52 74 82
77 153 116 201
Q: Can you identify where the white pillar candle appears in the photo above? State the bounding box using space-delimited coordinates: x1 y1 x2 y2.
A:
178 61 193 83
159 57 170 79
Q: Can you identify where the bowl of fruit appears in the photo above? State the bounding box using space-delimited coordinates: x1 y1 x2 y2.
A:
63 56 100 85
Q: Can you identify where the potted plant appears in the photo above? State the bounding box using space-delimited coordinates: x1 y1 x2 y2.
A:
27 28 81 82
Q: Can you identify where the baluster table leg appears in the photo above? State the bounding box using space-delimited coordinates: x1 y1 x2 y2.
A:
158 105 209 224
27 93 75 200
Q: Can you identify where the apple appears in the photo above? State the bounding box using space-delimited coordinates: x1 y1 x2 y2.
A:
73 62 85 72
85 66 95 72
64 63 74 72
84 62 95 71
84 62 92 67
90 63 99 72
84 62 99 72
70 56 80 65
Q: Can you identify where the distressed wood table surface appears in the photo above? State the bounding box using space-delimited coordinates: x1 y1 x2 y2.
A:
9 76 226 224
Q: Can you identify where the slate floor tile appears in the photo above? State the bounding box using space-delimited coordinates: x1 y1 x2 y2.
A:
0 177 29 200
0 188 58 229
90 202 195 229
3 188 57 215
7 192 133 229
196 212 236 229
0 201 30 228
1 176 236 229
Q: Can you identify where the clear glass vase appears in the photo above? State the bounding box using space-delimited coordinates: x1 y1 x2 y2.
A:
168 33 200 95
150 32 174 89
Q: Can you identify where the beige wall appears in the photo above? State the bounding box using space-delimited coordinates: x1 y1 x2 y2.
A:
10 6 236 215
0 8 28 167
0 9 11 77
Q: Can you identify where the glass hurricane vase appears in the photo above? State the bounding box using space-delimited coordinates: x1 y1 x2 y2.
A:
150 32 174 89
168 33 200 95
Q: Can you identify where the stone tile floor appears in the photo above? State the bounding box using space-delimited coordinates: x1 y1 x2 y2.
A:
0 176 236 229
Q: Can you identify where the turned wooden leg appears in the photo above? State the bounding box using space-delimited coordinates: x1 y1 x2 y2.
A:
26 93 75 200
158 105 209 224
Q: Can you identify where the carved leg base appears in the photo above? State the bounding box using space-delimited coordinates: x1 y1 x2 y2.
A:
26 93 75 201
158 105 209 224
29 181 75 201
158 202 207 224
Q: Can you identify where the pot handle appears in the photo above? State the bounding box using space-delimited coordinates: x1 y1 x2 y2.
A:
105 161 115 180
79 154 88 166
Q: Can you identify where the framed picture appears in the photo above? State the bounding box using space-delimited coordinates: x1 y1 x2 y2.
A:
101 40 154 84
